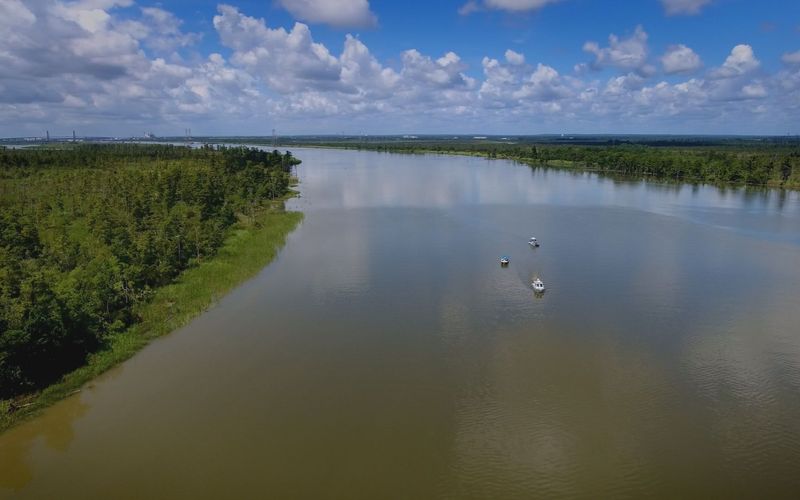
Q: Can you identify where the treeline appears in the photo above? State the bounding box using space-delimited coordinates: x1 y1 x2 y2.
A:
326 141 800 189
0 143 209 173
498 145 797 188
0 144 298 398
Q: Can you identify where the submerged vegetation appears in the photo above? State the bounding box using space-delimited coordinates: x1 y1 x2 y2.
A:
0 144 300 427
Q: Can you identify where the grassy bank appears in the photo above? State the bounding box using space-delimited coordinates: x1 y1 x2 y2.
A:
0 204 302 433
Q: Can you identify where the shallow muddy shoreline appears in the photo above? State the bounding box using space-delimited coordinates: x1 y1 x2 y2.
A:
0 203 303 434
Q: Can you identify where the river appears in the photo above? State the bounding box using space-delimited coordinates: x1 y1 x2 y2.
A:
2 148 800 498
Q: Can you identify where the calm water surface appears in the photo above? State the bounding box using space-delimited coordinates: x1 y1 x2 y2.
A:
2 149 800 498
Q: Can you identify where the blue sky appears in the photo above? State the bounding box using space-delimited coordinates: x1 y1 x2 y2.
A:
1 0 799 136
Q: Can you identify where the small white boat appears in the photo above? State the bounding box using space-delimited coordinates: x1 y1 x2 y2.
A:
532 278 545 292
500 256 510 266
528 237 540 247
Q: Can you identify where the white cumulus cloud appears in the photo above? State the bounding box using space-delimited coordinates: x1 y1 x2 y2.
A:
583 26 650 73
782 50 800 65
117 7 202 54
660 0 712 15
710 44 760 79
458 1 480 15
458 0 561 14
213 5 478 117
661 44 702 74
214 5 341 93
340 35 399 96
1 2 797 135
0 0 262 134
401 50 473 89
479 52 573 111
514 63 572 100
505 49 525 65
484 0 561 10
277 0 376 28
741 83 767 98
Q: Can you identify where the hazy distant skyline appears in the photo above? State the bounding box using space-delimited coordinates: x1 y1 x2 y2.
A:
1 0 799 137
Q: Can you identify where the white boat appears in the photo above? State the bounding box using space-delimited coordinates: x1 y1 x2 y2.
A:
500 256 510 266
532 278 545 292
528 237 540 247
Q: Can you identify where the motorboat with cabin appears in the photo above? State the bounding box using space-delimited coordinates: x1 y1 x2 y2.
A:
528 237 540 247
500 256 510 266
532 278 545 292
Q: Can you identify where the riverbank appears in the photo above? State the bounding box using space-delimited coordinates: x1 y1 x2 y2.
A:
279 142 799 191
0 202 303 433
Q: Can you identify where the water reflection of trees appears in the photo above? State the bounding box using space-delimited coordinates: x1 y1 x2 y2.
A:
526 163 796 212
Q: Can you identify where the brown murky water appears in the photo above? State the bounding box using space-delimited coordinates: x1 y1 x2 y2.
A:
2 149 800 498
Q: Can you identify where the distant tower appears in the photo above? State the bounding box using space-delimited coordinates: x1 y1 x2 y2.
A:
46 130 50 142
272 128 277 147
72 130 76 142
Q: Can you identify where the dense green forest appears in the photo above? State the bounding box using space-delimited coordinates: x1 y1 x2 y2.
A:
0 144 298 399
290 139 799 190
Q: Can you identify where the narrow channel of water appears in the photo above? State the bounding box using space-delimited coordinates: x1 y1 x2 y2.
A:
2 149 800 498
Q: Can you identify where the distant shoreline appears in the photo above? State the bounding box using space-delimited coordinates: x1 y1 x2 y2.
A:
272 142 799 192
